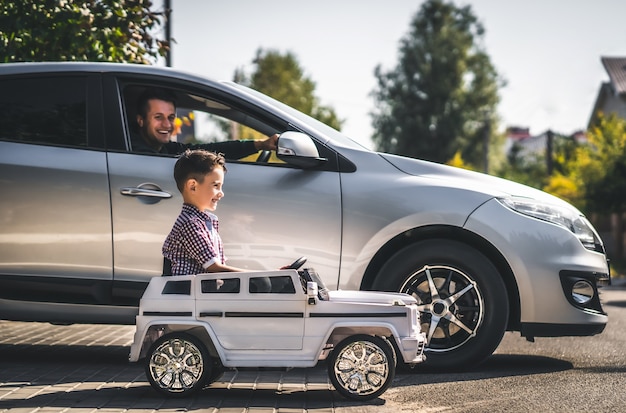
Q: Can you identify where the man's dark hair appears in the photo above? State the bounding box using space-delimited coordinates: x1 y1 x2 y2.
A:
136 87 177 118
174 149 226 193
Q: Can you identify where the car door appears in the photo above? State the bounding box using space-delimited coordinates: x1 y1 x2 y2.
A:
0 74 114 314
107 80 342 303
107 151 180 301
195 273 306 350
218 161 342 277
106 151 343 286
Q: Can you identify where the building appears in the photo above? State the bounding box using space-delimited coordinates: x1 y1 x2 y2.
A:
588 56 626 128
504 127 586 161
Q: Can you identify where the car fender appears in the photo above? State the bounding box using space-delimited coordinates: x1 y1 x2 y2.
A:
129 319 225 363
318 322 402 349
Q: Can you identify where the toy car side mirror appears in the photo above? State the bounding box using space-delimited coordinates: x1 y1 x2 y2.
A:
307 281 318 305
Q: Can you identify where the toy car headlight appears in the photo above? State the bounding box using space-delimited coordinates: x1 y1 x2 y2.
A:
497 197 601 251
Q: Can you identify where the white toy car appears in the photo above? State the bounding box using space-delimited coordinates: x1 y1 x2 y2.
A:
128 259 426 401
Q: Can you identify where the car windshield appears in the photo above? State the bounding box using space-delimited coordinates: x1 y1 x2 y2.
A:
226 82 369 151
300 269 330 301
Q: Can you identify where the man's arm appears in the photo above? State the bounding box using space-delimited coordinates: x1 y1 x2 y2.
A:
164 134 278 159
164 140 257 159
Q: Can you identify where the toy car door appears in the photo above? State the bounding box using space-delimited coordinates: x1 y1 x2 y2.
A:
195 272 306 350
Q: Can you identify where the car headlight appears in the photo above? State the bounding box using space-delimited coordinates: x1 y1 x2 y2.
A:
497 197 602 252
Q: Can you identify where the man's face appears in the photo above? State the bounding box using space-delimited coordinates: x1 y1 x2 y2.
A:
137 98 176 146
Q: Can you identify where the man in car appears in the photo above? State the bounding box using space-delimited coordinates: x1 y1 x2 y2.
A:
132 87 279 158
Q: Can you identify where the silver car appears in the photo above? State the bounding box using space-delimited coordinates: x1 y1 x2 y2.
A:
0 62 610 370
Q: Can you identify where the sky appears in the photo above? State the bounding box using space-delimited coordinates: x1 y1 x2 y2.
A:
163 0 626 149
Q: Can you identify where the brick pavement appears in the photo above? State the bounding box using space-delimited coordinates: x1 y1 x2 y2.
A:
0 321 394 413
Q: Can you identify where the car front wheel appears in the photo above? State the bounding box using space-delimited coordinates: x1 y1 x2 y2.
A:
373 239 509 370
145 332 210 397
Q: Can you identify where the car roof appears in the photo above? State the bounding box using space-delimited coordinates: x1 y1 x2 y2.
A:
0 61 222 86
0 61 369 154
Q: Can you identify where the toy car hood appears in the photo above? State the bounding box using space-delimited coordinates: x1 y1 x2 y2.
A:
327 289 418 306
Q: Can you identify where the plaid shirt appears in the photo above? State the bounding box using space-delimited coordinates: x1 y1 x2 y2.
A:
162 204 226 276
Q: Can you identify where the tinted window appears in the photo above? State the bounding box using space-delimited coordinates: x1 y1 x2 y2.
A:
0 76 87 147
162 280 191 295
250 276 296 294
201 278 240 293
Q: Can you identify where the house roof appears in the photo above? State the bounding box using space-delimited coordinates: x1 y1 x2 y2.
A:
602 57 626 94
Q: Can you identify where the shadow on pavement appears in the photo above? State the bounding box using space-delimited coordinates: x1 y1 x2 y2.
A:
393 353 573 388
604 299 626 308
0 339 572 410
0 385 361 411
0 343 129 363
0 342 387 410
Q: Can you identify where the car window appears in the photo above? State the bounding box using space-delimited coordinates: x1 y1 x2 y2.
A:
0 76 87 148
201 278 240 293
123 84 285 164
161 280 191 295
249 275 296 294
229 82 369 151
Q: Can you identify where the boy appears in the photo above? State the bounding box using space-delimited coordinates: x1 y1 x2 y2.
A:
162 149 248 275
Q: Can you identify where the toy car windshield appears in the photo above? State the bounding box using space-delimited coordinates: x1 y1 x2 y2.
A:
300 268 329 301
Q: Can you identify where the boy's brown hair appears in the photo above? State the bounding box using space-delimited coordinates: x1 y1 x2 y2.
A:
173 149 226 193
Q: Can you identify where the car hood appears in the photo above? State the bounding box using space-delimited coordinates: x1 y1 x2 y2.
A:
327 289 417 306
379 153 573 208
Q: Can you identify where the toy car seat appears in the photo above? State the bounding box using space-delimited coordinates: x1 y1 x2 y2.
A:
162 257 172 276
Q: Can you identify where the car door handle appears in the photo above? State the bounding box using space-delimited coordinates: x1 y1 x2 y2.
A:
120 186 172 199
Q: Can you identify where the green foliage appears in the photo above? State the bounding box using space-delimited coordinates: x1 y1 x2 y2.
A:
543 172 579 206
446 150 475 171
0 0 168 64
497 146 548 190
498 116 626 216
542 134 584 206
371 0 503 166
573 113 626 214
496 132 586 206
238 48 343 131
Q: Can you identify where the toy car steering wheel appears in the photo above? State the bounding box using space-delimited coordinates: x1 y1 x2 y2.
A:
285 256 307 270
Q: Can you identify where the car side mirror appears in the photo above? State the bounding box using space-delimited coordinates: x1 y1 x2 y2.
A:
277 131 328 169
306 281 318 305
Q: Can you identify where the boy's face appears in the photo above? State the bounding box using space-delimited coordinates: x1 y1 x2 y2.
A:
186 167 225 212
137 98 176 146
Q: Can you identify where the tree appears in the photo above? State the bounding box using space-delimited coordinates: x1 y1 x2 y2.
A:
566 113 626 261
495 144 547 189
541 133 583 206
371 0 503 166
237 48 343 131
573 114 626 215
0 0 168 64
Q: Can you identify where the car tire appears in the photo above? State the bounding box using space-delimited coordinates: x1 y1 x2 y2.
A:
145 332 211 397
373 239 509 370
327 334 396 401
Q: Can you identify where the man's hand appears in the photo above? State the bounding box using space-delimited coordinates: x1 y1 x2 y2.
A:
254 133 279 151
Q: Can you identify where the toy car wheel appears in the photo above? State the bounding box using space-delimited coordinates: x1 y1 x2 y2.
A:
328 334 396 401
374 239 509 370
145 332 211 397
